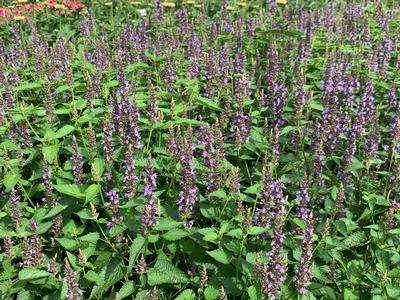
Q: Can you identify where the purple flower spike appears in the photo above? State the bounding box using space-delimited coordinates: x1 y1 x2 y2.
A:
294 211 316 295
295 174 310 222
141 155 159 235
105 190 123 231
71 135 84 184
177 134 198 229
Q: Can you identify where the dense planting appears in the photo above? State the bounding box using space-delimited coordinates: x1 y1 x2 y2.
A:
1 1 400 299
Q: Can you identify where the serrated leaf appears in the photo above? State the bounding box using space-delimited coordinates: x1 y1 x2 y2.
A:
119 281 135 299
92 158 105 178
203 232 219 242
78 232 99 243
18 269 50 281
90 258 126 298
42 144 60 163
346 157 364 173
204 285 220 300
13 82 41 92
50 125 75 140
344 289 359 300
175 289 196 300
207 248 232 264
248 226 266 235
54 184 85 199
243 183 261 194
162 228 189 241
56 238 78 251
128 235 146 272
208 189 227 199
196 97 223 112
3 173 20 191
44 204 68 219
172 118 207 126
147 259 189 285
248 285 261 300
337 231 368 250
156 218 181 231
85 184 101 204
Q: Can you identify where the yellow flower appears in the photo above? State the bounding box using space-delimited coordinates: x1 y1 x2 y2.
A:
185 0 195 4
161 1 175 8
227 5 235 11
276 0 287 4
54 4 67 9
237 2 246 7
14 15 26 20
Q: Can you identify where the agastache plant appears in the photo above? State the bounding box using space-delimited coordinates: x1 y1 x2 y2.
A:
71 135 84 184
177 133 198 229
123 143 138 199
258 180 287 299
141 155 159 235
64 258 84 300
105 190 122 232
293 210 316 295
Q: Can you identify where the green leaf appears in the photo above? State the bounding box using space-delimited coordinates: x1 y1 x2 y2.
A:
337 231 368 250
281 126 296 136
50 125 75 140
18 269 50 281
261 28 305 38
386 285 400 298
92 158 105 178
172 118 207 126
78 232 99 243
90 258 126 298
175 289 196 300
56 238 78 251
156 218 181 231
54 184 85 199
248 226 266 235
42 144 60 163
3 173 20 191
204 286 220 300
309 101 323 111
44 204 68 219
207 248 232 264
208 189 227 199
248 285 262 300
85 184 101 205
346 157 364 173
125 63 151 72
196 97 223 112
13 82 41 92
344 289 359 300
162 228 189 241
147 259 189 285
118 281 135 299
128 235 146 272
243 183 262 194
203 232 219 242
55 85 71 94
